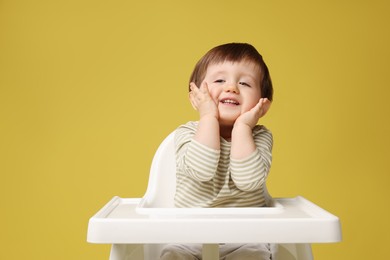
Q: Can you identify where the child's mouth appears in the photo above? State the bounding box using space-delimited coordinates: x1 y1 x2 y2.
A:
221 99 239 105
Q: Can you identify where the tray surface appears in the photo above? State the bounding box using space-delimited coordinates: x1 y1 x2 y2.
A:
87 196 342 244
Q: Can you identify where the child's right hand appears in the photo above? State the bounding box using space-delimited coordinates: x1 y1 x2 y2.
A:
189 82 219 119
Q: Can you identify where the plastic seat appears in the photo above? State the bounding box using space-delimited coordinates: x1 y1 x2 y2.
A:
87 130 341 260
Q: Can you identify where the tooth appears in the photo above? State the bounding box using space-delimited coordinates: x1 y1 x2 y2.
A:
223 99 237 104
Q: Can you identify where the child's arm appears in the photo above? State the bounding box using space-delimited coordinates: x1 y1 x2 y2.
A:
189 82 220 151
230 127 272 191
175 123 220 182
229 98 272 191
230 98 271 159
174 83 221 183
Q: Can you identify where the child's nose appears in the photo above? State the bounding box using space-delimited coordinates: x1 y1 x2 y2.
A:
224 84 240 94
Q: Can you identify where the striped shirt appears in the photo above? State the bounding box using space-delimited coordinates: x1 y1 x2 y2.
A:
174 121 273 208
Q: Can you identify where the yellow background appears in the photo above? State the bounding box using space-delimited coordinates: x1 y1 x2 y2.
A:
1 1 389 259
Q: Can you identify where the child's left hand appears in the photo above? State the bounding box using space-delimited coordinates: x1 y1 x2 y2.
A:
234 98 271 128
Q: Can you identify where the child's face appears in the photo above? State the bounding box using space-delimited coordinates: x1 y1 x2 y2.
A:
202 60 262 126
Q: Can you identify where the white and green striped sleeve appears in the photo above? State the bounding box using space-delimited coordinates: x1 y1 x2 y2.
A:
230 126 273 191
175 123 220 182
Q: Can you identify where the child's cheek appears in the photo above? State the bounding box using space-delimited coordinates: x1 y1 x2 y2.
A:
208 86 218 100
244 102 258 113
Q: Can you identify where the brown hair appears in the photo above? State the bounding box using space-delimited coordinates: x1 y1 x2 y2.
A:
189 43 273 101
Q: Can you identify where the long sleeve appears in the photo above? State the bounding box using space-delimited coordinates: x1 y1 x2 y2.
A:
175 122 220 182
230 126 273 191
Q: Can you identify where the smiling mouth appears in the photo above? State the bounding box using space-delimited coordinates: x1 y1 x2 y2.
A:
221 99 239 105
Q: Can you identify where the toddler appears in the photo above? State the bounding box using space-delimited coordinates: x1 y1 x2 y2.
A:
161 43 276 260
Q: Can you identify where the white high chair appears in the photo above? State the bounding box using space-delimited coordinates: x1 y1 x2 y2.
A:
87 131 342 260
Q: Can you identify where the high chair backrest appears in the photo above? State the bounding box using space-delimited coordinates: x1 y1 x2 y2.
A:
142 131 177 208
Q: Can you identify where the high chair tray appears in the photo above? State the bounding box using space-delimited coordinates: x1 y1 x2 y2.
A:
87 196 341 244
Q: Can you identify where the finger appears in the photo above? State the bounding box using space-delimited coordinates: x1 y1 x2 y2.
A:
252 98 264 111
261 98 269 105
190 100 198 111
261 98 271 112
190 83 201 99
189 92 198 111
189 82 198 92
199 81 209 94
259 98 271 117
248 98 264 118
258 98 270 108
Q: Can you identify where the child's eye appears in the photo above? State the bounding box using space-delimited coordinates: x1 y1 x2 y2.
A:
214 79 225 83
239 82 251 87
